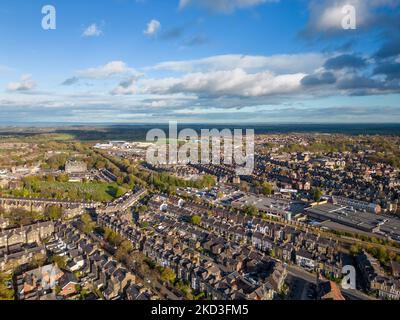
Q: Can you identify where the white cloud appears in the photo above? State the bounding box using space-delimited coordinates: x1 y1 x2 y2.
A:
139 68 306 97
150 53 325 74
144 19 161 36
111 77 138 95
82 23 103 37
150 100 168 108
179 0 278 13
6 74 37 92
77 61 137 79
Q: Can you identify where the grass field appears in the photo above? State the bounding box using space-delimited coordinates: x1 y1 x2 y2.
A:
0 273 14 300
20 181 127 202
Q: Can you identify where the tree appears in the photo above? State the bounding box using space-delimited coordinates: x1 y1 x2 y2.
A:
138 205 148 213
57 174 69 183
115 240 133 262
46 175 56 183
6 208 43 227
191 215 201 226
51 255 67 269
140 221 149 229
243 205 259 217
312 188 323 202
350 244 361 255
176 280 193 300
161 268 176 284
45 206 63 221
261 182 274 195
104 227 124 247
81 213 96 234
31 253 47 268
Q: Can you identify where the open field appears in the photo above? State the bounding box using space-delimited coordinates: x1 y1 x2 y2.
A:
10 181 127 202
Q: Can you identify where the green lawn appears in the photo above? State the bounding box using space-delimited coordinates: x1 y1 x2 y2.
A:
0 273 14 300
14 181 127 202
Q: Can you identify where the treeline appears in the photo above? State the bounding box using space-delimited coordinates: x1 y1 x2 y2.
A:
97 151 216 194
282 140 351 154
350 243 400 266
330 229 400 249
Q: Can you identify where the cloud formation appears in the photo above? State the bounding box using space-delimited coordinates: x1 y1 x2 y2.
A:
6 74 37 92
375 37 400 60
82 23 103 37
77 61 136 79
111 77 138 95
324 54 367 70
301 72 336 86
149 53 325 74
144 19 161 37
139 68 306 97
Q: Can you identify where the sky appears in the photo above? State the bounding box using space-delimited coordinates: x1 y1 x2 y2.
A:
0 0 399 124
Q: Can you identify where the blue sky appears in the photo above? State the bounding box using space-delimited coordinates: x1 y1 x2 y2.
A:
0 0 399 124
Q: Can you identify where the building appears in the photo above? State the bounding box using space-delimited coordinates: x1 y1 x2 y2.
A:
295 249 315 271
231 195 304 220
0 221 55 248
65 161 87 174
0 216 9 229
306 203 383 233
16 264 64 300
356 251 400 300
332 196 382 214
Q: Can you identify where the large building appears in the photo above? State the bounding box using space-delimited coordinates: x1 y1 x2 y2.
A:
305 202 400 240
331 196 382 214
231 195 304 220
65 160 87 174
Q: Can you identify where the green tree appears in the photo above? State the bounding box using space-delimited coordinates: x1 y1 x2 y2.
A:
115 240 133 262
350 244 361 255
30 253 47 268
243 205 259 217
261 182 274 195
161 268 176 284
57 174 70 183
81 213 96 234
51 255 67 269
45 206 63 221
191 215 202 226
312 188 323 202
